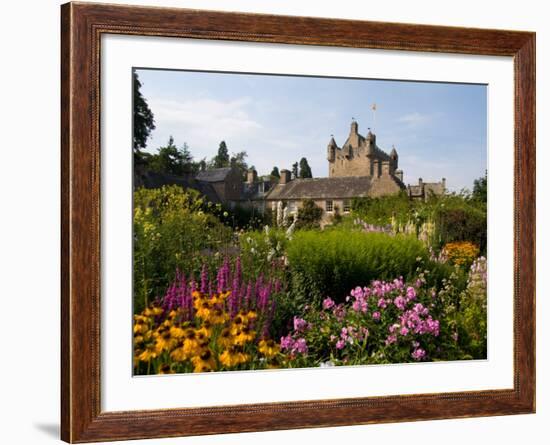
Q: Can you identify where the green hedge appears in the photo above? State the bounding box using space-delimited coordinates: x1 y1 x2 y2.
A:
286 230 429 303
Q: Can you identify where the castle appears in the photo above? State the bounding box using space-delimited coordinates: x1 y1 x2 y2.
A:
135 119 446 222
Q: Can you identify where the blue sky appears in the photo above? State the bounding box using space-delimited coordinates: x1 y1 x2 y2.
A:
136 68 487 191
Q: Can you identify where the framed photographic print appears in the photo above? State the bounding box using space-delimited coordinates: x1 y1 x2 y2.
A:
61 2 535 443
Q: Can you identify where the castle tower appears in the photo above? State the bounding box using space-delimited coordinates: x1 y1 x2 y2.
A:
327 136 337 162
326 120 402 180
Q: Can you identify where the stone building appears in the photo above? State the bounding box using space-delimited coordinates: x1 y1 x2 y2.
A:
327 120 404 182
135 119 445 222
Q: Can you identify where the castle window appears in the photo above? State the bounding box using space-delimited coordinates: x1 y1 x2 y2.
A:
288 201 297 213
325 200 333 212
343 200 351 213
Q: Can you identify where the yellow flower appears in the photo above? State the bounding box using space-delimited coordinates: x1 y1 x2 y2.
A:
133 319 149 334
209 307 228 325
220 347 250 368
170 341 187 362
258 339 280 358
170 326 186 339
144 306 163 317
196 320 213 338
233 326 255 346
191 350 217 372
155 330 176 353
230 315 245 335
196 301 213 320
217 328 233 349
138 344 158 362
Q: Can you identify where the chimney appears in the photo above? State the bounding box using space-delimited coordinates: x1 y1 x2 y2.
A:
279 169 291 184
246 168 257 184
418 177 423 186
381 161 391 176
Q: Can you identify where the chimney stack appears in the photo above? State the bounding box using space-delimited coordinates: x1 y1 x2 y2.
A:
279 169 291 184
246 168 257 184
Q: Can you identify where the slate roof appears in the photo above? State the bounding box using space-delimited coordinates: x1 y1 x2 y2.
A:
196 168 233 182
264 176 375 200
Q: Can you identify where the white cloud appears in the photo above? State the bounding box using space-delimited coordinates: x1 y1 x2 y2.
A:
397 112 432 126
146 96 262 153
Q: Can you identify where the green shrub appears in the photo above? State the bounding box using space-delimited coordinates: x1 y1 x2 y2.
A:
133 185 234 313
296 199 323 229
286 230 429 303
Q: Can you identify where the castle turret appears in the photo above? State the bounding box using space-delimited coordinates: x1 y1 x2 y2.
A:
350 119 358 135
327 137 337 162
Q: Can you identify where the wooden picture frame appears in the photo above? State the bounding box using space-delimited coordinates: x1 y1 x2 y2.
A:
61 2 535 442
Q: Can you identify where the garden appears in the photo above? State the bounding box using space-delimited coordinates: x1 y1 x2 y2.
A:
133 185 487 375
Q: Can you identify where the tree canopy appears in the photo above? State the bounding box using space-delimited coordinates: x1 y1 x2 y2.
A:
148 136 197 176
299 157 313 178
212 141 230 168
133 71 155 155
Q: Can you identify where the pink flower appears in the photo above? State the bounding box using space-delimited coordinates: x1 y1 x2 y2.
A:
335 339 345 350
385 334 397 345
293 316 309 332
372 311 381 321
411 348 426 360
394 296 406 310
322 297 335 310
293 338 308 355
400 326 409 336
406 286 417 301
280 335 294 350
377 298 387 309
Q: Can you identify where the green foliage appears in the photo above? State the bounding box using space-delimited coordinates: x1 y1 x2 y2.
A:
270 166 280 178
229 150 249 177
352 191 487 254
434 198 487 253
472 171 487 204
298 157 313 178
212 140 230 168
133 185 233 313
291 162 299 179
351 192 412 226
132 71 155 153
148 136 197 176
286 230 429 303
295 199 323 229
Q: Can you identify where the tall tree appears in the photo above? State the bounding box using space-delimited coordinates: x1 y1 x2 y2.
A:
149 136 196 176
133 71 155 156
299 157 313 178
291 162 299 179
270 166 280 178
472 171 487 203
212 141 230 168
229 151 249 175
